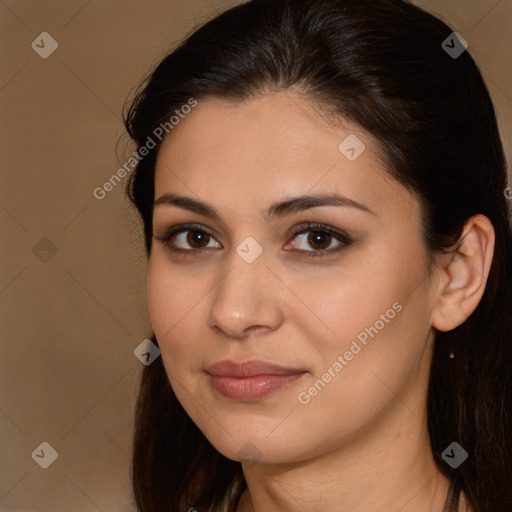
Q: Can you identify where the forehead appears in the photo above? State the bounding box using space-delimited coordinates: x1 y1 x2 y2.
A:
153 91 415 223
156 91 370 169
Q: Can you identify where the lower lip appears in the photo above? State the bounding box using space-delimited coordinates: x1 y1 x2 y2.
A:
210 373 306 401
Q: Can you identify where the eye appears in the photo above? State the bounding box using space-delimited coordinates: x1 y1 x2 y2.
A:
154 223 221 255
153 222 352 258
285 222 353 257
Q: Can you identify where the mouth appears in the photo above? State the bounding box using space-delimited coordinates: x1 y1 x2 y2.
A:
206 359 307 401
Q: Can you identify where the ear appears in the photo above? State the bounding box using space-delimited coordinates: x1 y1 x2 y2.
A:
431 214 495 332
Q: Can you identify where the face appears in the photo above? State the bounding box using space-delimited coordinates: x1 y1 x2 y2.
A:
146 91 439 464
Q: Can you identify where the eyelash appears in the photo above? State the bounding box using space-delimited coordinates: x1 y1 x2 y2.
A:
154 222 353 258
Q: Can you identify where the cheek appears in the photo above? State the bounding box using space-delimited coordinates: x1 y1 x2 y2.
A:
146 254 195 332
146 258 214 433
145 255 213 375
146 259 174 338
305 257 422 359
146 258 188 355
300 242 432 400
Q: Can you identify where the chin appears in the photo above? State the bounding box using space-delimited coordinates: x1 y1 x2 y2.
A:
201 423 314 465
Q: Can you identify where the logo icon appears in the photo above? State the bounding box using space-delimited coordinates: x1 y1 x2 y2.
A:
338 134 366 161
237 442 263 463
441 441 468 468
32 237 58 262
31 32 59 59
31 442 58 469
441 32 468 59
134 338 161 366
236 236 263 264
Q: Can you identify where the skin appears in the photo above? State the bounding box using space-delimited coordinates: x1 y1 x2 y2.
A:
146 91 494 512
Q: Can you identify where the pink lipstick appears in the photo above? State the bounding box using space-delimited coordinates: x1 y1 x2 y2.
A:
206 360 307 401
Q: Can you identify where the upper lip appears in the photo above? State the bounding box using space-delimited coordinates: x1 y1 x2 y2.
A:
206 359 306 377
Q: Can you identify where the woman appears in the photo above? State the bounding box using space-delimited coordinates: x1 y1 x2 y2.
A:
123 0 512 510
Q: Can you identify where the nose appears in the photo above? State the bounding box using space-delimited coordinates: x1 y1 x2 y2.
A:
206 252 285 339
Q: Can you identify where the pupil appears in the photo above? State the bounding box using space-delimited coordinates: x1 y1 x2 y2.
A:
187 230 208 248
308 231 330 250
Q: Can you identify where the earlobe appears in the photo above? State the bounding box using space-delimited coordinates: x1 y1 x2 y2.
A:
431 215 495 332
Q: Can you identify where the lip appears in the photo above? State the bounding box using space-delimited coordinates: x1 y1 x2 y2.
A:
206 360 307 401
206 359 305 377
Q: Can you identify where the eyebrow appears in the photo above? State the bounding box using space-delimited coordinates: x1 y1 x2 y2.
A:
153 192 377 221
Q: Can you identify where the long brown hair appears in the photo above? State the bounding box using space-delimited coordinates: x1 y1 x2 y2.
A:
123 1 512 510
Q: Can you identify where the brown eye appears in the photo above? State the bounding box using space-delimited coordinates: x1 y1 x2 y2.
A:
154 224 221 254
155 222 352 258
288 223 352 255
306 231 333 250
185 230 211 249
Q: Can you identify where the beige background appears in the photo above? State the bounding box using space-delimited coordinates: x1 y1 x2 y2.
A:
0 0 510 510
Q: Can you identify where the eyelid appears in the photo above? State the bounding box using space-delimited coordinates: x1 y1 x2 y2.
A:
287 222 352 249
153 221 353 256
153 223 220 255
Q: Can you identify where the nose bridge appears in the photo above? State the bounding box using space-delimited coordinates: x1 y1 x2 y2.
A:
207 246 283 337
